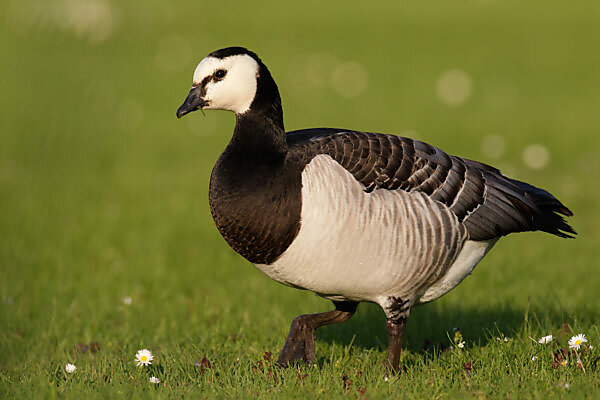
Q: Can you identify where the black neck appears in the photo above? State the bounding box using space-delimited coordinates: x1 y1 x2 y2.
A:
229 65 287 159
230 111 286 159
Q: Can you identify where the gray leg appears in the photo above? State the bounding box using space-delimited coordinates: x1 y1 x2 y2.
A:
277 301 358 367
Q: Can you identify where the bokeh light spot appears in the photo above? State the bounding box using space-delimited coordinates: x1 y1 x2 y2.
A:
480 134 506 159
436 69 472 106
331 62 369 98
522 144 550 170
7 0 117 43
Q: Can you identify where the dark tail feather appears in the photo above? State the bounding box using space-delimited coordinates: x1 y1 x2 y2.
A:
510 180 576 238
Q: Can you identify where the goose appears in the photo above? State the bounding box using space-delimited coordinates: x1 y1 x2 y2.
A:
176 46 575 374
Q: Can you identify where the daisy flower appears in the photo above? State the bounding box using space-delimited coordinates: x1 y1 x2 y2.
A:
538 334 553 344
65 363 77 374
457 341 465 349
531 356 538 361
135 349 154 366
149 376 160 384
123 296 132 305
568 334 588 350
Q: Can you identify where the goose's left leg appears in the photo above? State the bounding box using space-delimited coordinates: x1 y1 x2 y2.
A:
276 301 358 367
381 296 412 376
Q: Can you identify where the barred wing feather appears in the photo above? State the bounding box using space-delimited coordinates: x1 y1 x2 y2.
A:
287 129 575 240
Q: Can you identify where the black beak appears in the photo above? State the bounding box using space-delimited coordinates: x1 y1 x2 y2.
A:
176 86 207 119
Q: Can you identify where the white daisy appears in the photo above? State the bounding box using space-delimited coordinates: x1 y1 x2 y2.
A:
149 376 160 384
65 363 77 374
568 334 588 350
538 334 553 344
457 341 465 349
135 349 154 366
531 356 538 361
123 296 132 305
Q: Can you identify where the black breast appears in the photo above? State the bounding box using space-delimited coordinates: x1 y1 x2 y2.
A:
209 149 307 264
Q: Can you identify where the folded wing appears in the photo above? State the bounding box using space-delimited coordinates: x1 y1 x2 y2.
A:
288 129 575 240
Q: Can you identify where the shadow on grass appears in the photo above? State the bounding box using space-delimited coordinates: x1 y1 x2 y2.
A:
316 301 600 354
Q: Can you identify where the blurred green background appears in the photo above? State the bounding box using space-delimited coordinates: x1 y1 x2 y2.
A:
1 0 599 396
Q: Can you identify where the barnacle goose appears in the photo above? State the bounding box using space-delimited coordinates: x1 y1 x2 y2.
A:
176 47 575 374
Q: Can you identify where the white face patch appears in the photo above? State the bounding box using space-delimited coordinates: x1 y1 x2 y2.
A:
191 54 259 114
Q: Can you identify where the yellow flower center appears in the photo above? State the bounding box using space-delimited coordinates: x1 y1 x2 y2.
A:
140 355 147 362
575 340 581 345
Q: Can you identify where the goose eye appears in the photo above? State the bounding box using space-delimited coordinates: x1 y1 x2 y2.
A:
215 69 227 79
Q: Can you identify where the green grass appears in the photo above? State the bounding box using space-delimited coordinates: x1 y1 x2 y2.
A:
2 0 600 398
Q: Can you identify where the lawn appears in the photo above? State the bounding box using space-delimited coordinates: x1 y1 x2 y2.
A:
1 0 600 398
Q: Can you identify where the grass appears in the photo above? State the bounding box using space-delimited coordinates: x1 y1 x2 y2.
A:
1 0 600 398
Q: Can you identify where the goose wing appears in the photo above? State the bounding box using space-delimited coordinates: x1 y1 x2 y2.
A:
287 128 575 240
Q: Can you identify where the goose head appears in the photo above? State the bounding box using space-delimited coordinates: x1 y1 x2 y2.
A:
177 47 280 119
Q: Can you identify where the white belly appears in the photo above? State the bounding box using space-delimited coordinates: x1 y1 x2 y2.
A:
418 238 496 303
255 155 489 304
